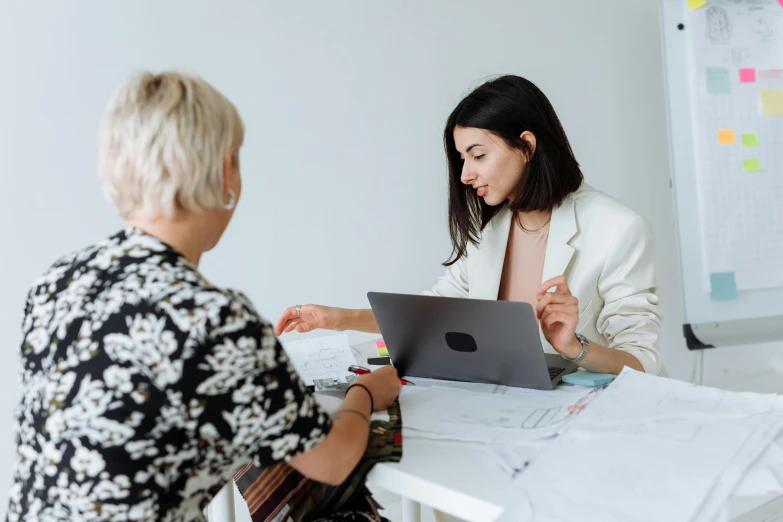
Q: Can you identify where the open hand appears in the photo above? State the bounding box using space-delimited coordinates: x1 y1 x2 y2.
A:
275 304 346 336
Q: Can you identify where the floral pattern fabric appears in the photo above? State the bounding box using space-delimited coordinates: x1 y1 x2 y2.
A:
7 228 331 522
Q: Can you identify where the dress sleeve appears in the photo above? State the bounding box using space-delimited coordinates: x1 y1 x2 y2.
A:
185 290 332 468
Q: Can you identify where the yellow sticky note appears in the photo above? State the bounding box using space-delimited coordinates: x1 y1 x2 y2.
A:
717 129 736 144
760 90 783 116
688 0 707 9
744 159 762 173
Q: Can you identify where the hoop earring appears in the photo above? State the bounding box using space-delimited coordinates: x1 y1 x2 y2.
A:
224 189 236 210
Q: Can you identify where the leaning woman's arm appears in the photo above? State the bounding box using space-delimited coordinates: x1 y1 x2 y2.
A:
186 291 385 487
288 384 372 485
593 214 664 375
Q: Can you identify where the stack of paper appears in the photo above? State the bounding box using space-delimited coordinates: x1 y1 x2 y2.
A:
498 369 783 522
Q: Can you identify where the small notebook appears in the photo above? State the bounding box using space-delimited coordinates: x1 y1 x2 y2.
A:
562 371 616 387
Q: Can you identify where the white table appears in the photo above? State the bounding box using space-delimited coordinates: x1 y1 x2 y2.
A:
353 337 783 522
367 438 515 522
368 434 783 522
204 338 783 522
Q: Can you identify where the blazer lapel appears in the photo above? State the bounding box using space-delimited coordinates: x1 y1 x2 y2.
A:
541 194 578 284
470 193 578 300
470 207 512 300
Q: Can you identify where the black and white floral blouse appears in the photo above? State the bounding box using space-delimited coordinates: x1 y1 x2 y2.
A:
8 228 331 522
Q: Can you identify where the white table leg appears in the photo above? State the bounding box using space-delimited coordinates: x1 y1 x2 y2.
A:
692 350 705 385
207 482 236 522
402 498 422 522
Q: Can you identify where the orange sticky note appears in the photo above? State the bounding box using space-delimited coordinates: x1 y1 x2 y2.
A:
760 90 783 116
717 130 736 144
688 0 707 9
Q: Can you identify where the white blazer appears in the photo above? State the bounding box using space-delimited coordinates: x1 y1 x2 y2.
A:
423 183 664 375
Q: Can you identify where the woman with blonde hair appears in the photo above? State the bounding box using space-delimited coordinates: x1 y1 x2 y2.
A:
7 71 399 522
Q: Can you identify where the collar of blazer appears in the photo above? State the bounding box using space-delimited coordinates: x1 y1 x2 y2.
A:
470 187 579 300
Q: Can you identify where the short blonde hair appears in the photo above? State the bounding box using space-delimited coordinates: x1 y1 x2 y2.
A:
99 70 244 219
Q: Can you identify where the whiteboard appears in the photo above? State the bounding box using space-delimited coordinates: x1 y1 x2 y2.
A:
660 0 783 346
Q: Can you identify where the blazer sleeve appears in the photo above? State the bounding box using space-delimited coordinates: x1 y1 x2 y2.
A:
595 215 664 375
421 255 471 298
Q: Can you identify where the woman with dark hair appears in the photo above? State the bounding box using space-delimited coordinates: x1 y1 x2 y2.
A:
276 75 663 377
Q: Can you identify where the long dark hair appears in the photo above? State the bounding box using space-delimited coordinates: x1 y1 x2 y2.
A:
443 75 583 266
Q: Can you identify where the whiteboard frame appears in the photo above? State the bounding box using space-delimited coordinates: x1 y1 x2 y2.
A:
659 0 783 348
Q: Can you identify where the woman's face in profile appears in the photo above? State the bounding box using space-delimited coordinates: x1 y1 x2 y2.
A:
454 126 528 207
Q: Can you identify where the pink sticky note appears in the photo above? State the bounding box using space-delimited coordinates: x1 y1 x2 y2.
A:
779 0 783 8
376 340 386 349
739 68 756 83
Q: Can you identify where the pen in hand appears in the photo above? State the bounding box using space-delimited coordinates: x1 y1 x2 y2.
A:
348 364 414 386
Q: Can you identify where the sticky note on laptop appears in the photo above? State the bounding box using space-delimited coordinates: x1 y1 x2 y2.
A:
562 371 616 387
376 340 389 356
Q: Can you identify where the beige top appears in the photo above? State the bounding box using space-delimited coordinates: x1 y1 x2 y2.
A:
497 213 550 306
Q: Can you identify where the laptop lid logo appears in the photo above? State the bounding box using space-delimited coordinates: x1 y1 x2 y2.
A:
445 332 478 353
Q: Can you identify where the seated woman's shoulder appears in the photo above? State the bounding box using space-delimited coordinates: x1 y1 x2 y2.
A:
573 183 649 229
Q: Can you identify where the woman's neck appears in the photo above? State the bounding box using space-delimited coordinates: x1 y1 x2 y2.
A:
126 215 207 267
515 209 552 231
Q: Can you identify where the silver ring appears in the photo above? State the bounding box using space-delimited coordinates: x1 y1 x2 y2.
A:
295 304 301 316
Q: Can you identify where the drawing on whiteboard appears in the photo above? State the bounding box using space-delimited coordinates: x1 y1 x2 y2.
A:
706 6 732 44
755 13 780 43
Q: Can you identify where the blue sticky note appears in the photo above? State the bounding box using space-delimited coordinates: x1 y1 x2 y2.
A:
706 67 731 95
710 272 738 301
562 371 616 387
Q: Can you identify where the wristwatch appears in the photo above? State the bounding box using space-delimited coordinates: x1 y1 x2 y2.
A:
566 333 590 364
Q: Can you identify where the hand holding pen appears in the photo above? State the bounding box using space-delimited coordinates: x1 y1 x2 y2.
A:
349 364 414 386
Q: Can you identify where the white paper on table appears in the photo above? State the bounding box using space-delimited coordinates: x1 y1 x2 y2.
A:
313 390 390 423
399 384 596 443
281 333 358 387
498 368 783 522
720 428 783 497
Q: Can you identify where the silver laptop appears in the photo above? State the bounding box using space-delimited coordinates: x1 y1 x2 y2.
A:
367 292 578 390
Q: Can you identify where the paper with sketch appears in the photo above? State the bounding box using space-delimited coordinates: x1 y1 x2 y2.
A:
399 384 596 443
498 368 783 522
281 333 358 388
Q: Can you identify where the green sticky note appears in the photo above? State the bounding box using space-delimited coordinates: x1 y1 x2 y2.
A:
742 133 759 147
744 158 762 172
378 347 389 357
706 67 731 95
711 272 737 301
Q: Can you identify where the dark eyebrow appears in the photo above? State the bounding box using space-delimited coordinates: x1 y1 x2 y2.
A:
465 143 483 153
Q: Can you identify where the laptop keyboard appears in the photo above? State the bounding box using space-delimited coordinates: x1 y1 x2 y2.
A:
549 367 566 380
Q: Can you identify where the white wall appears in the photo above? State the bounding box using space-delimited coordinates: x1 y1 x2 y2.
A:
5 0 763 513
